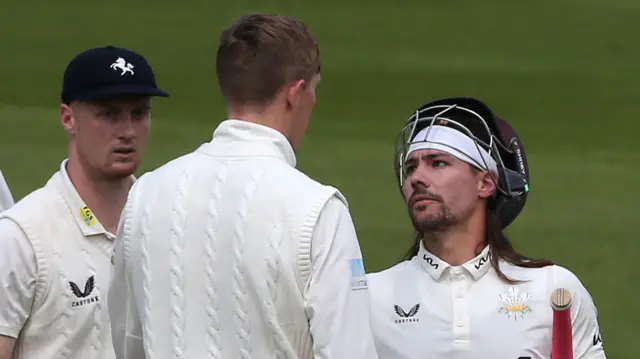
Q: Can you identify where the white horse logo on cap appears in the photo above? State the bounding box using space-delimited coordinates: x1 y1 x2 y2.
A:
109 57 135 76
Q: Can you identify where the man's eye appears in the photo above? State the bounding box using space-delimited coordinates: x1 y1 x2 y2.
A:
433 160 448 168
100 110 118 118
405 164 416 174
132 108 150 118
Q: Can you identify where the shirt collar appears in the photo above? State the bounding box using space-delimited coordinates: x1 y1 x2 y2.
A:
415 241 492 281
202 119 297 167
50 159 133 239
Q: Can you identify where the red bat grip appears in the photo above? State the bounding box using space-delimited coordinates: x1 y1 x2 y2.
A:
551 288 573 359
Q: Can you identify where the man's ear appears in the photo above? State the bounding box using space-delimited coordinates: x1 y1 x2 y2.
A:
285 79 306 108
478 171 497 199
60 104 76 135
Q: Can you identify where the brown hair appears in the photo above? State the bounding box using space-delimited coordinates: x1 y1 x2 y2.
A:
403 204 555 284
215 13 321 107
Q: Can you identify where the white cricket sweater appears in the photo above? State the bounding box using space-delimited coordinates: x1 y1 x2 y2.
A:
109 120 379 359
0 169 14 211
0 160 116 359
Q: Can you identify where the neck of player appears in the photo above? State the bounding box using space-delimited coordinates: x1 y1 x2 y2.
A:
66 159 133 234
227 102 300 150
422 208 487 266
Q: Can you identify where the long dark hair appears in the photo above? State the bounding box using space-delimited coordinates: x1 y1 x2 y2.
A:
402 207 555 284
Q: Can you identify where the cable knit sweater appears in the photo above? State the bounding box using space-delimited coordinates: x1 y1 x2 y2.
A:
0 161 116 359
109 120 379 359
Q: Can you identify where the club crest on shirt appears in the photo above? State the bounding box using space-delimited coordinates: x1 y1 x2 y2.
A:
497 286 532 320
79 206 97 227
394 303 420 323
349 258 368 291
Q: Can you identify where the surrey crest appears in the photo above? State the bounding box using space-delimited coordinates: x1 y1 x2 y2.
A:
498 286 532 320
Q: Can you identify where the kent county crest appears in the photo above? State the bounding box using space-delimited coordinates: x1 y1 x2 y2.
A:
498 286 532 320
110 57 135 76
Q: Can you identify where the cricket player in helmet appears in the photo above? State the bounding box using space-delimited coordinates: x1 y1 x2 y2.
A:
367 97 607 359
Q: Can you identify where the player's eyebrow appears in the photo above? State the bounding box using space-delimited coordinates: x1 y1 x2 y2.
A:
133 104 152 111
407 153 455 163
405 156 418 166
421 153 454 161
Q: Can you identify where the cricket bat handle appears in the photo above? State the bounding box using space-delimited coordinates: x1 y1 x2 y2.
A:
551 288 573 359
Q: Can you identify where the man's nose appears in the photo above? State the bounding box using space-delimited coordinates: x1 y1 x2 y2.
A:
118 114 136 137
409 168 431 190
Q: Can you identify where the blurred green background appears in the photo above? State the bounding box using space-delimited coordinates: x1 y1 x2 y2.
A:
0 0 637 357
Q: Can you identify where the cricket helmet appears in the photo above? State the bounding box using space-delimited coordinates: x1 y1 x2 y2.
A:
393 97 530 229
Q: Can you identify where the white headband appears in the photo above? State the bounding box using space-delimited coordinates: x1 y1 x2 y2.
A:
407 125 498 174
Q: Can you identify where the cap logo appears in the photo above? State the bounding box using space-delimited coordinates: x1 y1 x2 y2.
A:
109 57 135 76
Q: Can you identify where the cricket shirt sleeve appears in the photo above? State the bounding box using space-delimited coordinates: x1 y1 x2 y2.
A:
303 195 379 359
109 189 145 359
0 219 36 339
554 266 607 359
0 170 14 211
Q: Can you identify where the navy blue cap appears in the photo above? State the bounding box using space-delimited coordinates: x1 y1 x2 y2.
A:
61 45 169 104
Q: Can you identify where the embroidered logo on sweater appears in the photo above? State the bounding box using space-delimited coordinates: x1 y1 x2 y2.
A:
349 258 368 291
79 206 96 226
69 275 99 307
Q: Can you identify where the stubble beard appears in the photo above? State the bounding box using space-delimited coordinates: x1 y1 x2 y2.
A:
409 202 456 233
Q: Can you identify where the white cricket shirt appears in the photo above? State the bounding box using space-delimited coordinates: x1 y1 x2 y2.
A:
0 159 117 359
0 169 14 211
367 242 607 359
109 120 378 359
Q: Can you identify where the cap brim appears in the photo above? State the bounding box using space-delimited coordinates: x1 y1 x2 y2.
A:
70 84 169 103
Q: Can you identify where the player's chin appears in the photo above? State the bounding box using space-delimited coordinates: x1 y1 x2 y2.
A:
412 214 448 232
411 203 441 217
412 212 438 225
106 160 139 178
410 207 444 226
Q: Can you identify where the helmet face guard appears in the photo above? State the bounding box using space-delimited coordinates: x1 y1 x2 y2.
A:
393 97 530 229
